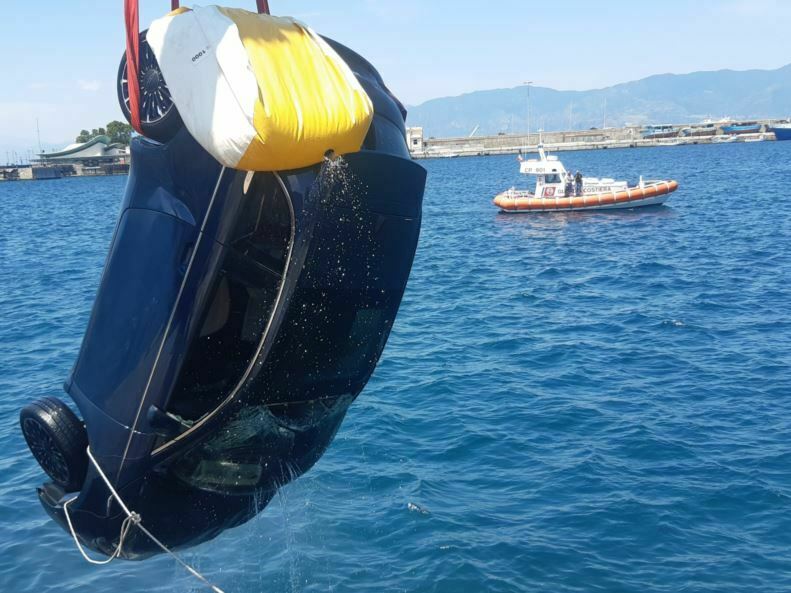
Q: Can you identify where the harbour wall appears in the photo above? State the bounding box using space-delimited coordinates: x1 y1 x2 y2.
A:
408 119 785 159
0 162 129 181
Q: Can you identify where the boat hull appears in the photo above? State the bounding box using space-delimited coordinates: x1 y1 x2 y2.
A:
771 126 791 141
722 124 761 134
494 180 678 213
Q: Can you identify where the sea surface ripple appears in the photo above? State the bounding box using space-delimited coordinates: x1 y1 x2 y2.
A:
1 141 790 592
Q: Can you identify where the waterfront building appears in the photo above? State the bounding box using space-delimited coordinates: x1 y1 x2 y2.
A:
34 135 130 175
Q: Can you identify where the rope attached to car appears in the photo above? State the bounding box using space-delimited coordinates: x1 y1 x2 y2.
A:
123 0 142 134
62 447 226 593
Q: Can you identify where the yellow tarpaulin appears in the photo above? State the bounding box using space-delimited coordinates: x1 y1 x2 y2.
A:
147 6 373 171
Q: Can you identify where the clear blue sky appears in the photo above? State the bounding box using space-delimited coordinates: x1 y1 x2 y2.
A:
1 0 789 158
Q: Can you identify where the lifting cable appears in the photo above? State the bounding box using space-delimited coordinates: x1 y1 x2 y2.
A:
63 447 226 593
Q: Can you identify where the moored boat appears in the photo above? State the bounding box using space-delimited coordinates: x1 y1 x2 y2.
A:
721 123 761 134
711 134 738 143
641 124 680 140
744 134 769 143
493 146 678 213
770 123 791 141
681 125 717 137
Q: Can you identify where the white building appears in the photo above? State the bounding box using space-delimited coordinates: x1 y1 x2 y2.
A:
36 135 129 168
406 127 424 153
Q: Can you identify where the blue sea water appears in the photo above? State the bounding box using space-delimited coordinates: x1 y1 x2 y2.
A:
1 141 790 592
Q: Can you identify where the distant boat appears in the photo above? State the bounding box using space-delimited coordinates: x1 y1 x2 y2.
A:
493 145 678 212
681 126 717 137
770 123 791 141
711 135 738 144
642 125 679 139
721 123 761 134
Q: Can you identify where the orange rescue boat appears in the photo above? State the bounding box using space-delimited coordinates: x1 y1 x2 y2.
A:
494 146 678 213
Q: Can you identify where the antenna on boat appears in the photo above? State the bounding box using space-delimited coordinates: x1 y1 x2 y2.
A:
36 118 42 154
537 130 545 160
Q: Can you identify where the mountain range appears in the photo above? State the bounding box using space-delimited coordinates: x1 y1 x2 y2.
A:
405 64 791 138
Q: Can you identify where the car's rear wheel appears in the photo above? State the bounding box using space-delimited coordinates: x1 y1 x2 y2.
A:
117 30 183 144
20 397 88 492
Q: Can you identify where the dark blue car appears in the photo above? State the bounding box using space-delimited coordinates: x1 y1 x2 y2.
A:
20 35 425 559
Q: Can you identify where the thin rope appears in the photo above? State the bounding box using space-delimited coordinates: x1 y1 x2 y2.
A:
63 497 139 565
63 447 226 593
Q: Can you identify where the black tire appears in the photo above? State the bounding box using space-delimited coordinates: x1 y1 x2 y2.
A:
117 29 183 144
20 397 88 492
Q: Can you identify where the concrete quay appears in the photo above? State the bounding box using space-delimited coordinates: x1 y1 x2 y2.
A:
0 162 129 181
407 119 785 159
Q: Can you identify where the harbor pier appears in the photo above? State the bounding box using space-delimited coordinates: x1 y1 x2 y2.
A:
407 118 786 159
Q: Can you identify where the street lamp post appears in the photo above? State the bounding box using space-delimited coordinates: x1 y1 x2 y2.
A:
523 81 533 150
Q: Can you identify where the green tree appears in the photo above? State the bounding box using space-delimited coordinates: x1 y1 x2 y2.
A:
106 120 133 145
75 121 135 146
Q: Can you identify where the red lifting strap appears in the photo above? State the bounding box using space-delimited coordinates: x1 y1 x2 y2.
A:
123 0 142 134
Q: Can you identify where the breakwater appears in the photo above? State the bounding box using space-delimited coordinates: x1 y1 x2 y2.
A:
408 118 785 158
0 162 129 181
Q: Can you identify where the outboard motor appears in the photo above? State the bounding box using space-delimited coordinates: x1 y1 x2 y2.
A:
20 20 425 558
